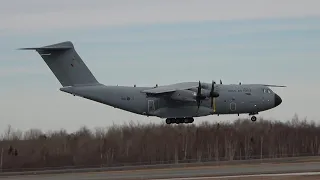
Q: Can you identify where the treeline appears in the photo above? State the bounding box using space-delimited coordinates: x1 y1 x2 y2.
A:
0 114 319 171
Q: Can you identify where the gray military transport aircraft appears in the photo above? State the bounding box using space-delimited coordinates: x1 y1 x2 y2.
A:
20 41 285 124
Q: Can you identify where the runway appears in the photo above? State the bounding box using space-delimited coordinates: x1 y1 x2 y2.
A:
1 161 320 180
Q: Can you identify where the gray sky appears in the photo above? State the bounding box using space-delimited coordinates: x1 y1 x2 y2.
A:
1 0 320 133
1 0 320 33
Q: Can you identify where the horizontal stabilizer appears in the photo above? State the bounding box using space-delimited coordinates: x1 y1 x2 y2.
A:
18 41 74 51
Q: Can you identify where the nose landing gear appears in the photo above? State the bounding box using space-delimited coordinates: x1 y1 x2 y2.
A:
251 116 257 122
249 112 258 122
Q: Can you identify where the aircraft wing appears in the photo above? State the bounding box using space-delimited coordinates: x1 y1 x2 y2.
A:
262 84 286 87
142 82 199 94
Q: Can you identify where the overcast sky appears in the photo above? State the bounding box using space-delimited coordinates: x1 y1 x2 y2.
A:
1 0 320 133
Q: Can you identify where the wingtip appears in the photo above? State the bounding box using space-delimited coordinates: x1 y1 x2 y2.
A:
263 84 287 87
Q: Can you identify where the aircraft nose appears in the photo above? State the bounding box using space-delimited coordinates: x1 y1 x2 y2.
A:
274 93 282 107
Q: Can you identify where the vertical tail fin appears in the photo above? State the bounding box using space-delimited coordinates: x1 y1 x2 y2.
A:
19 41 99 87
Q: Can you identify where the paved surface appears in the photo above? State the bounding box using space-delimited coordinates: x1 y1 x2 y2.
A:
1 161 320 180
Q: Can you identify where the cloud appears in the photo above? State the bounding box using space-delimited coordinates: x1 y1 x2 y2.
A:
77 22 320 44
1 0 320 34
0 66 47 77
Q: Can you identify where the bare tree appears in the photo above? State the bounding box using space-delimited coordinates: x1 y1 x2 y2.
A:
0 114 320 171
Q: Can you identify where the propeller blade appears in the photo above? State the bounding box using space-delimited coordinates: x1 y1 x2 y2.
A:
210 80 214 107
209 80 219 107
196 81 201 110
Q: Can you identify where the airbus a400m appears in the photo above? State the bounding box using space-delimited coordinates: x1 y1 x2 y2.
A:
20 41 285 124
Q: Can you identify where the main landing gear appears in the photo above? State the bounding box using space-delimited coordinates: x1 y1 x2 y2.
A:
165 117 194 124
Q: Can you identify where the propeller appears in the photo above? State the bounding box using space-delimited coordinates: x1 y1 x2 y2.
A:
209 80 219 108
195 81 206 110
195 81 220 112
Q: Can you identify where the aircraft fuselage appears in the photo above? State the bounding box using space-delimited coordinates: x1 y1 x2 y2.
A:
60 82 282 120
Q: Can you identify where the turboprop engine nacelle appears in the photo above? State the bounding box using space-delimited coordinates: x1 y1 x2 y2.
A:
170 89 197 102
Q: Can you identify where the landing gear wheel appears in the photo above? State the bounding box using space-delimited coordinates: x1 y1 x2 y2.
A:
184 118 194 124
189 118 194 123
251 116 257 122
165 119 171 124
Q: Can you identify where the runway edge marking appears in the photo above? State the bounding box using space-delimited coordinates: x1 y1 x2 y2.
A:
150 171 320 180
